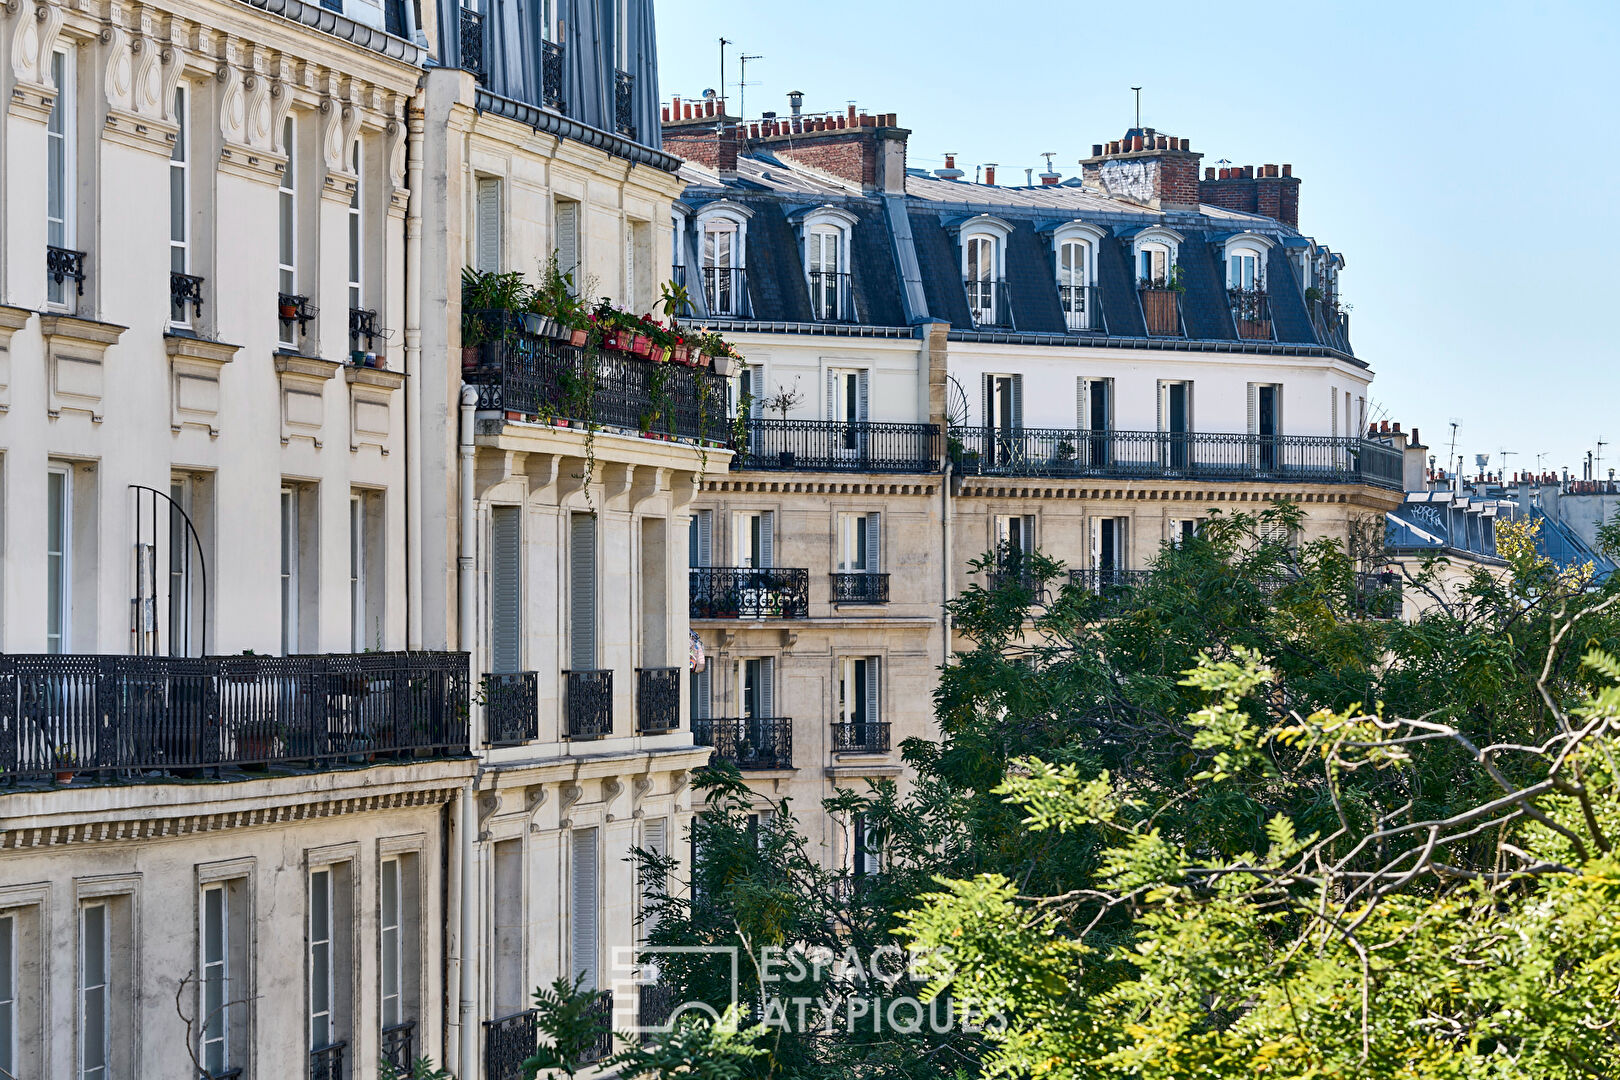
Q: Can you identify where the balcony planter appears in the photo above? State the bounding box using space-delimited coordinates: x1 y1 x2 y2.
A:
462 345 480 370
711 354 733 376
672 345 690 364
649 345 670 364
279 301 300 320
603 329 629 352
1140 289 1179 335
631 334 652 356
569 328 589 347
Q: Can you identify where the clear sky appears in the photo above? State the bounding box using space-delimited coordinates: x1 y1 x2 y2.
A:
655 0 1620 478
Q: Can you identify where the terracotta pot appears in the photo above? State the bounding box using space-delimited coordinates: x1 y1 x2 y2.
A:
55 770 75 784
462 345 480 369
650 346 670 364
673 345 690 364
632 334 652 356
279 303 299 320
569 329 589 348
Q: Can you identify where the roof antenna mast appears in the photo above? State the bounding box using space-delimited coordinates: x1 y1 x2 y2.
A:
1131 86 1142 130
739 53 763 119
718 38 731 110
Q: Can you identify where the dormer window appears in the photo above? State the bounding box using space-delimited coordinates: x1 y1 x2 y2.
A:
1049 221 1106 333
797 206 858 322
695 201 752 317
1132 228 1184 335
953 215 1014 328
1223 233 1274 341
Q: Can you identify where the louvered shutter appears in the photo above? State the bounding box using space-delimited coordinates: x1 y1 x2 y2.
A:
825 370 837 421
759 656 774 718
556 200 579 283
693 510 712 568
1010 375 1024 431
1076 378 1088 433
852 814 867 876
569 513 596 670
856 370 869 423
571 828 599 988
981 374 992 430
691 667 711 718
1117 517 1129 569
865 656 880 726
1157 382 1167 432
758 511 773 568
1330 387 1338 439
1089 517 1102 573
476 179 501 272
1247 384 1259 435
624 224 636 307
1023 516 1036 555
641 818 667 939
490 507 522 672
865 513 880 574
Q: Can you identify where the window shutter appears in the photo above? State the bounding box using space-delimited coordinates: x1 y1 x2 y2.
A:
1076 378 1088 433
556 200 579 283
490 507 522 672
758 511 773 569
571 829 599 989
640 818 667 938
1023 516 1036 554
1157 382 1168 432
1010 375 1023 431
825 369 837 421
856 370 869 423
981 374 992 430
695 510 712 568
691 667 711 719
624 224 636 307
476 179 501 273
865 513 881 574
1247 384 1258 436
852 814 867 876
1089 516 1102 571
569 514 596 671
865 656 879 725
759 656 774 718
1117 517 1129 568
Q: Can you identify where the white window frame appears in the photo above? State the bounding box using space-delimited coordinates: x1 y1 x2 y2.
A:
614 0 630 68
1050 221 1105 331
281 487 299 655
47 465 72 654
169 83 192 327
79 901 109 1080
349 494 365 652
200 884 230 1077
278 116 298 346
836 512 877 573
954 215 1013 326
1132 227 1184 286
308 867 335 1052
1222 232 1274 291
0 911 14 1080
799 206 857 321
347 140 363 318
695 202 752 317
46 45 77 309
836 656 879 726
379 857 404 1030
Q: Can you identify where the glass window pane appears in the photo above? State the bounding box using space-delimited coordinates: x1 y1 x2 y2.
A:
310 871 328 940
84 985 106 1068
82 905 105 986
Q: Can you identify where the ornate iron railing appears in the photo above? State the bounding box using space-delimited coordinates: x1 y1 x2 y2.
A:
578 990 614 1063
484 1010 538 1080
565 669 613 739
462 316 731 443
1068 568 1152 593
807 270 853 321
963 277 1011 328
731 419 939 473
381 1020 415 1074
47 245 86 297
542 40 566 111
349 307 382 350
689 567 810 619
701 266 749 317
693 717 793 770
1059 283 1103 332
639 982 679 1033
831 573 889 604
170 272 205 325
636 667 680 734
1228 288 1273 341
614 69 636 137
278 292 317 337
483 671 538 745
831 721 890 754
309 1040 345 1080
951 428 1405 490
459 7 485 82
0 651 468 786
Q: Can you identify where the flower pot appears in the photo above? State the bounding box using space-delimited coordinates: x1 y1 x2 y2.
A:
523 312 545 335
462 345 481 370
279 303 299 320
673 345 690 364
372 355 387 370
55 770 75 784
352 350 369 366
506 410 522 420
650 346 670 364
569 329 589 348
711 354 734 377
632 334 652 356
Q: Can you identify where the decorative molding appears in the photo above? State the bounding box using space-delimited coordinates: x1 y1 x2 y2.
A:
40 314 127 422
166 334 241 436
8 0 64 122
951 478 1363 503
274 351 339 447
558 782 584 828
346 364 402 454
0 305 35 412
703 477 937 497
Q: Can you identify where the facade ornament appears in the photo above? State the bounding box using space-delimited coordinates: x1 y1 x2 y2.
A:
558 782 584 828
11 0 65 93
159 45 184 123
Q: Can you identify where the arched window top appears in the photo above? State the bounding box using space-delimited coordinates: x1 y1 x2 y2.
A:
798 207 856 321
796 204 860 234
1223 232 1273 291
1047 219 1108 247
949 213 1015 244
694 199 754 234
1131 227 1182 287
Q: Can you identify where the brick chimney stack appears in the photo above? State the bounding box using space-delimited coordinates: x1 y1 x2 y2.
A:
1199 162 1301 228
1078 129 1202 211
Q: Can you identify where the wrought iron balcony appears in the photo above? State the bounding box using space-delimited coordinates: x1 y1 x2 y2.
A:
381 1021 415 1074
1138 285 1182 335
1060 283 1103 332
731 419 940 474
278 293 317 337
614 68 636 137
484 1010 538 1080
47 245 86 297
831 572 889 605
1354 570 1403 619
639 982 679 1032
542 40 566 111
459 7 485 82
309 1040 345 1080
950 428 1404 490
170 272 205 326
636 667 681 734
693 716 793 770
462 314 731 443
831 720 890 754
1228 287 1273 341
0 651 468 786
689 567 810 619
578 990 614 1064
963 277 1011 328
701 266 749 317
807 269 853 322
483 671 538 745
350 307 382 350
565 669 613 739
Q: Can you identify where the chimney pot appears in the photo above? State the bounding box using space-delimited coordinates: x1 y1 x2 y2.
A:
683 103 693 119
1204 167 1215 180
984 164 997 185
1091 143 1103 156
1282 163 1292 177
662 107 669 122
749 122 759 138
1180 138 1190 151
847 104 856 121
1131 135 1144 151
1392 422 1401 433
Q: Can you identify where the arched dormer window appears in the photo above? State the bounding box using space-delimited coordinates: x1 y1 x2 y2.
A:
1048 221 1107 332
1131 227 1183 288
951 214 1014 328
1223 232 1275 340
694 201 752 317
796 205 859 321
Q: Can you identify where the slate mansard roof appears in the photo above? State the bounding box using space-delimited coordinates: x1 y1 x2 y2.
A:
676 151 1354 358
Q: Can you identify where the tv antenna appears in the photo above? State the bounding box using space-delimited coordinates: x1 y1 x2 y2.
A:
1131 86 1142 129
1446 420 1460 473
1599 437 1609 480
718 38 731 109
738 53 763 118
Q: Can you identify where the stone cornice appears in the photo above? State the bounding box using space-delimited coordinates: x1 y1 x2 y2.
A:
703 476 938 497
166 333 242 365
345 363 405 390
951 478 1398 505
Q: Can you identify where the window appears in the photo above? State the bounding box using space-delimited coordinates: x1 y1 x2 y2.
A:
200 885 229 1077
571 829 599 990
964 235 996 325
490 505 522 672
689 666 711 720
555 198 580 290
0 901 42 1080
702 221 740 315
475 178 502 274
569 513 597 671
1057 239 1093 330
80 903 109 1080
995 514 1035 560
1158 380 1193 468
1137 244 1170 284
281 488 298 654
731 511 772 569
1077 377 1113 468
0 912 14 1080
851 812 882 877
170 85 191 326
1228 251 1260 291
279 116 298 346
379 850 420 1060
837 656 880 736
826 368 868 453
1170 519 1199 547
737 657 774 718
347 140 363 320
807 227 844 319
1249 383 1282 470
47 466 71 653
308 864 351 1056
688 509 713 568
836 512 879 573
1091 517 1129 581
46 46 76 309
492 840 525 1015
350 492 384 651
982 374 1022 469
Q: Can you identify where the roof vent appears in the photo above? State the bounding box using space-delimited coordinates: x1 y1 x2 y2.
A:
934 152 965 180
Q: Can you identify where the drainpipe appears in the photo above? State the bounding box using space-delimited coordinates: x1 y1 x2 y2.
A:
941 458 954 654
457 383 481 1079
404 107 426 649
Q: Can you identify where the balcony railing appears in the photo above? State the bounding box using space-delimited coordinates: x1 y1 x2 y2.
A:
1139 286 1182 335
460 7 485 82
808 270 853 321
636 667 681 734
170 272 204 326
565 669 613 739
963 277 1011 328
1069 568 1151 593
462 313 731 443
951 428 1405 490
689 567 810 619
1060 283 1103 332
350 307 382 351
831 572 889 605
47 245 86 298
483 671 538 746
614 68 635 137
381 1021 415 1074
579 990 614 1064
309 1040 345 1080
542 40 566 111
0 652 469 786
639 982 678 1032
731 419 940 473
693 717 793 770
1228 288 1273 340
701 266 749 317
484 1010 538 1080
1354 570 1403 619
279 292 317 337
831 721 890 754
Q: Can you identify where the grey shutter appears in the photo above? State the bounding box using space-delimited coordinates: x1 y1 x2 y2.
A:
695 510 712 568
624 224 636 307
865 513 881 574
1330 387 1338 439
1076 378 1087 433
571 829 599 989
759 656 774 718
1247 384 1258 435
981 374 991 429
1023 516 1036 554
691 667 711 718
640 817 667 939
556 200 579 283
1157 382 1168 432
476 179 501 272
490 507 521 672
1010 375 1023 431
865 656 879 725
825 369 837 421
569 513 596 670
856 370 869 423
758 511 773 569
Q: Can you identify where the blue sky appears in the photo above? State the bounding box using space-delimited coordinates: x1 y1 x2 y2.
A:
656 0 1620 477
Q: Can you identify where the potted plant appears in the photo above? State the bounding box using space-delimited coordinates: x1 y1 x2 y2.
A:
279 297 300 320
760 378 803 467
52 746 77 784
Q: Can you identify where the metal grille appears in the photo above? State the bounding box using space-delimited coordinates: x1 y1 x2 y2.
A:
309 1041 346 1080
614 69 636 137
460 8 485 81
484 1010 538 1080
47 245 86 296
688 568 810 619
1059 283 1103 332
1229 288 1273 340
170 272 205 324
963 277 1011 327
831 721 890 753
807 270 853 321
542 41 566 111
578 990 614 1064
831 573 889 605
565 669 613 739
483 671 538 745
701 267 748 317
731 420 939 474
635 667 680 734
381 1021 415 1074
692 717 793 770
